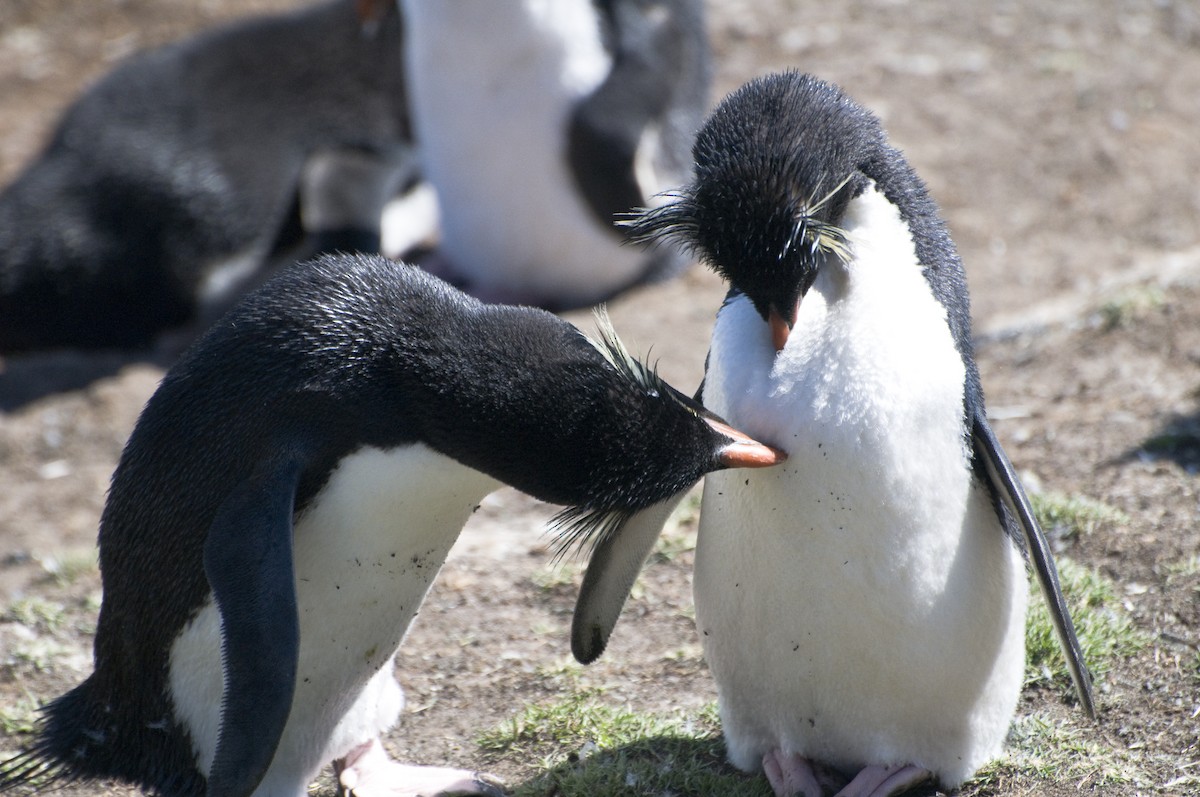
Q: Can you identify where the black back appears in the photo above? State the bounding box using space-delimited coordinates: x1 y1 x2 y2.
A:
0 0 410 353
565 0 710 291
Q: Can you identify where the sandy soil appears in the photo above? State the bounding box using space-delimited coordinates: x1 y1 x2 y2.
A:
1 1 1199 795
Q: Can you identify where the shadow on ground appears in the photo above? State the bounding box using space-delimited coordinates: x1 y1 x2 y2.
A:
1128 408 1200 475
0 349 163 411
500 734 947 797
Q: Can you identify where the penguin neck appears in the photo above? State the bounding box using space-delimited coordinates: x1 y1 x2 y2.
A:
390 308 681 510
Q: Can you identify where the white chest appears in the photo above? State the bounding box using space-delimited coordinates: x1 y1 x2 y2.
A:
702 190 973 577
289 445 500 679
401 0 652 302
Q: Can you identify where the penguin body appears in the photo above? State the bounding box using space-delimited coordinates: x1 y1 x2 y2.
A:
0 253 780 797
694 188 1026 788
165 445 496 796
577 72 1093 796
400 0 709 309
0 0 411 353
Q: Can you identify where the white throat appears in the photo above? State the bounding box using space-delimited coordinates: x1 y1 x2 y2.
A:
707 184 966 455
401 0 656 303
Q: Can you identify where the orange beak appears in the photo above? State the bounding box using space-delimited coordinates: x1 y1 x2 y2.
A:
768 304 796 352
705 418 788 468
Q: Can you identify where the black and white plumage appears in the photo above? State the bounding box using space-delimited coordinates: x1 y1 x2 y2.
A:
575 72 1094 796
399 0 709 309
0 253 783 797
0 0 412 354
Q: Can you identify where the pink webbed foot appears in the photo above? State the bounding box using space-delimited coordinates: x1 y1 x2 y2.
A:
762 750 825 797
335 738 506 797
834 763 932 797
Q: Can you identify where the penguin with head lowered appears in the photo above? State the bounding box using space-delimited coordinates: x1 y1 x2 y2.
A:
0 252 784 797
395 0 710 309
0 0 412 354
573 72 1095 796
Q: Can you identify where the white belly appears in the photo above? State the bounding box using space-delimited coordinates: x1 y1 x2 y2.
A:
694 189 1027 787
168 444 499 796
401 0 652 304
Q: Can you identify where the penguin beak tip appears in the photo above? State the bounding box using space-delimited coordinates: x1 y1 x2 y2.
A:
768 306 793 352
721 440 788 468
705 418 788 468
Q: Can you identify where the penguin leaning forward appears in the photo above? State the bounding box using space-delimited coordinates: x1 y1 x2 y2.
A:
396 0 710 309
0 252 784 797
572 72 1096 797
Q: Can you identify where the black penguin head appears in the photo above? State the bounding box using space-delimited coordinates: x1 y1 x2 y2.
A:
585 308 783 478
299 270 788 559
627 72 884 347
546 311 784 556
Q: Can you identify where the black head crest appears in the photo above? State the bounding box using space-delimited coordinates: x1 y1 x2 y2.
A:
584 306 677 402
626 72 883 322
546 308 701 561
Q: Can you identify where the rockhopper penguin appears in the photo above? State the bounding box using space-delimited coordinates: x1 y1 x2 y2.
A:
573 72 1096 797
0 252 783 797
398 0 710 309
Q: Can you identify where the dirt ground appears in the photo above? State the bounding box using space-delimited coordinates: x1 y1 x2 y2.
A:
1 1 1199 795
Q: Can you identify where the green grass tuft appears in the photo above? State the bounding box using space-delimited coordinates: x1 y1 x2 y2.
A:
529 559 583 593
478 688 665 754
1167 553 1200 579
2 597 67 633
1030 491 1128 542
1025 558 1146 692
967 711 1148 793
0 695 40 736
1096 285 1165 331
479 691 769 797
37 547 99 587
647 489 702 565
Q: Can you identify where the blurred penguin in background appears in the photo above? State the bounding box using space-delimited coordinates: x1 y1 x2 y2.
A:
395 0 711 310
0 0 414 355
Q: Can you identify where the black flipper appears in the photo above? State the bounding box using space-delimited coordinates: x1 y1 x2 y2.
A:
971 411 1096 719
568 0 707 235
202 451 306 796
572 495 686 663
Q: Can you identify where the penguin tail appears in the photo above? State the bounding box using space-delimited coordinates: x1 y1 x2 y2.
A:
0 747 62 793
0 679 204 796
0 684 92 793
